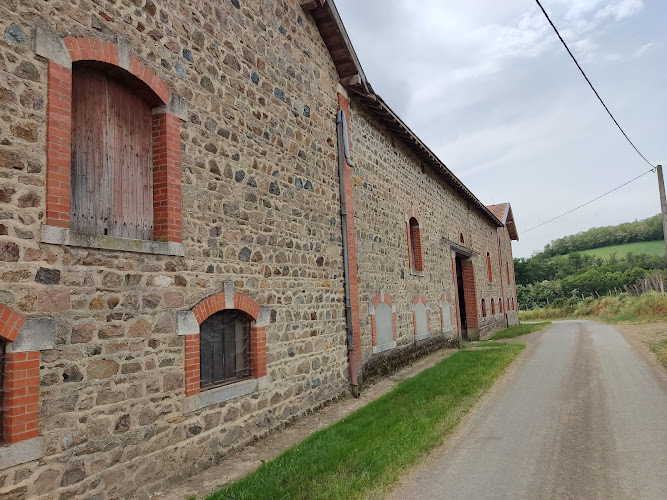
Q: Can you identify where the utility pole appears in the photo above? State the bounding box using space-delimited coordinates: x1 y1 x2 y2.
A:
657 165 667 260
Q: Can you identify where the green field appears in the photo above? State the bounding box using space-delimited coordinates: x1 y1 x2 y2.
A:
576 240 664 259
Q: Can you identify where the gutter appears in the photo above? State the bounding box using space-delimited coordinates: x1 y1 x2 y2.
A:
336 109 360 397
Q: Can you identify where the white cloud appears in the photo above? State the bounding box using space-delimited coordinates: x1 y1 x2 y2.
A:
633 41 653 57
595 0 643 20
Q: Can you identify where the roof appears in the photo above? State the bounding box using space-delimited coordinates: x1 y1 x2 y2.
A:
301 0 503 228
486 203 519 241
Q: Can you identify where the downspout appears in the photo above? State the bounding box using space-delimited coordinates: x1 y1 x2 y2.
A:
496 230 508 328
336 109 360 397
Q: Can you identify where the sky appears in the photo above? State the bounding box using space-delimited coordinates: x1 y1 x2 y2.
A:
334 0 667 258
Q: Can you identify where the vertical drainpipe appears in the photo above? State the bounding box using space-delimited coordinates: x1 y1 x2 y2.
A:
336 109 360 397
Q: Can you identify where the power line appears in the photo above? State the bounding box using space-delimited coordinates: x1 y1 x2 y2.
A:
535 0 655 170
523 168 655 233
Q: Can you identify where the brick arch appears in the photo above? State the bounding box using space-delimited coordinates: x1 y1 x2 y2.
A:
63 36 171 104
192 292 261 324
406 208 424 272
184 288 266 397
0 304 26 343
44 33 182 243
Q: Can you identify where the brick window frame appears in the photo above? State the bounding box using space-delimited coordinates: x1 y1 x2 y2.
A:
369 291 397 354
37 30 186 256
481 299 487 318
177 283 270 414
439 293 454 333
491 299 495 315
499 297 503 313
406 209 424 274
486 252 493 282
0 305 54 470
412 293 431 342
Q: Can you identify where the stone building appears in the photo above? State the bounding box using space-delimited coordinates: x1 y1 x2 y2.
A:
0 0 519 498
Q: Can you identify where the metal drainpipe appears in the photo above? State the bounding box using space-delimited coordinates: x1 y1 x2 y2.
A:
336 109 360 397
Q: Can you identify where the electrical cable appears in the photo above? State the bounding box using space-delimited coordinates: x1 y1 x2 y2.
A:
523 168 655 233
535 0 655 170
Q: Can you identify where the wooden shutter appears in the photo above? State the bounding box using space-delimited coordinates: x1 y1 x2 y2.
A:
71 65 153 240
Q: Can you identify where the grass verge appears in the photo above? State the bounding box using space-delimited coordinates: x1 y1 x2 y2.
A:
519 292 667 324
204 343 524 500
490 322 551 340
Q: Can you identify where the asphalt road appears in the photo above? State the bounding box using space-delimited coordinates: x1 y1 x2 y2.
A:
387 321 667 500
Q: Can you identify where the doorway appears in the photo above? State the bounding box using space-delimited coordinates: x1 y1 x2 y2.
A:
455 255 467 338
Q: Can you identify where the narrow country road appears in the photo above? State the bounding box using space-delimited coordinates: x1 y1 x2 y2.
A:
388 321 667 500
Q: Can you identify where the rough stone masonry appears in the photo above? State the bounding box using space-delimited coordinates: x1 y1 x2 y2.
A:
0 1 519 498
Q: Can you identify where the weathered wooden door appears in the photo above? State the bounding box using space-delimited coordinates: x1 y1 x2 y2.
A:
71 65 153 239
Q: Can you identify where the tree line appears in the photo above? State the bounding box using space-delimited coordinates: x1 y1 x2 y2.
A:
515 214 666 309
538 214 662 258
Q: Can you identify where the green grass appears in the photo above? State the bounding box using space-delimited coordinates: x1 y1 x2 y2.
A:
490 322 551 339
519 292 667 324
204 343 524 500
650 339 667 370
576 240 664 259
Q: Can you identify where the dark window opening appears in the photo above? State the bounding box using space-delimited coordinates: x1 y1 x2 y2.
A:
491 299 495 315
481 298 486 318
200 310 251 390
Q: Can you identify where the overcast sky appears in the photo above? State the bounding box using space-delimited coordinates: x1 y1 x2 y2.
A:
335 0 667 258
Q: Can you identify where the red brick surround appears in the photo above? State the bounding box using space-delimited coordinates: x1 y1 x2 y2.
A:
406 209 424 272
412 293 430 334
461 261 479 329
46 36 181 242
185 292 266 397
0 306 40 444
370 293 397 347
337 93 362 371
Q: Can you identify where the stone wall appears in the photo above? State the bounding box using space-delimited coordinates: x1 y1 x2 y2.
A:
0 1 351 498
0 1 520 498
348 103 512 356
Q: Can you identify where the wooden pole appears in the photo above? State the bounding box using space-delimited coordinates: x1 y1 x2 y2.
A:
657 165 667 260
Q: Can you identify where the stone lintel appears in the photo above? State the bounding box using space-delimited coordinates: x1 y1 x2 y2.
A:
153 94 188 121
223 282 235 309
0 437 44 471
41 225 185 257
116 36 130 70
372 341 396 355
35 28 72 68
414 332 432 343
12 317 55 353
183 376 269 414
256 307 271 328
177 311 199 336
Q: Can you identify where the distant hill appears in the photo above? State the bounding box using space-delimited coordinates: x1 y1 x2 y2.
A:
538 214 663 258
578 240 665 260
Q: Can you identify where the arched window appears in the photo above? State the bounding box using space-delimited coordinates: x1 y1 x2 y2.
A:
481 298 487 318
408 216 424 272
507 298 510 312
486 252 493 282
491 299 495 315
199 310 251 389
511 298 515 310
499 297 503 313
459 233 465 244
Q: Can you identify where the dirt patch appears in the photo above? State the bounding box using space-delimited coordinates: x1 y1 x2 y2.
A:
149 347 458 500
616 322 667 372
